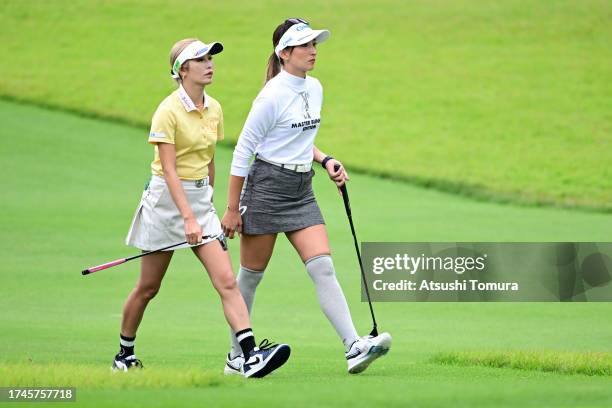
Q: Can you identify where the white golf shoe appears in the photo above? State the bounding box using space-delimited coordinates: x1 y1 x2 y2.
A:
224 353 245 376
111 354 143 372
346 332 392 374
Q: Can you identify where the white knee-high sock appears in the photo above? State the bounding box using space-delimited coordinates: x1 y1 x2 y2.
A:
305 255 359 351
229 265 264 358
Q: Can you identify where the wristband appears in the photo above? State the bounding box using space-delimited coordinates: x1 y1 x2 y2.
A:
321 156 334 169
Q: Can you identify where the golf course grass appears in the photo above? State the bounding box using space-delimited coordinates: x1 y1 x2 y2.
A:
433 350 612 377
1 0 610 210
1 100 612 407
2 1 612 405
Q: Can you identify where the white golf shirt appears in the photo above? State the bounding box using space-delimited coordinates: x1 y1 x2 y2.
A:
230 69 323 177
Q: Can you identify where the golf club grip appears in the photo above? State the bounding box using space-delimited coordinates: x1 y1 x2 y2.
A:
82 258 127 275
82 235 220 275
333 163 352 215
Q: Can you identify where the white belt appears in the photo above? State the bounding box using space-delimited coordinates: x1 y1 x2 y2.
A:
192 177 209 187
256 155 312 173
152 175 209 187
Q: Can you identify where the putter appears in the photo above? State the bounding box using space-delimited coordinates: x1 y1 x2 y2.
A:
334 164 379 337
81 234 226 275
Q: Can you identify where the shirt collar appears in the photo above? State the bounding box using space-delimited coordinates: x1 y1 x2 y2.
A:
278 69 307 91
178 84 209 112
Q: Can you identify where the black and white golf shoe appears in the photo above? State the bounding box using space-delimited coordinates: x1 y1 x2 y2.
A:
242 339 291 378
224 353 245 376
346 332 392 374
111 353 144 372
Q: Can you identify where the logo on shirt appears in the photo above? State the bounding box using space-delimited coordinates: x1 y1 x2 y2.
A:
300 91 311 119
291 118 321 131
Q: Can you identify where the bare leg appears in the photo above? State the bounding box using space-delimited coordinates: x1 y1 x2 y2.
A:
191 240 251 332
285 224 330 261
240 233 278 271
225 233 277 357
121 250 173 337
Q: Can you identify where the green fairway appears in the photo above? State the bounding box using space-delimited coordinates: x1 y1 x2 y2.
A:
1 0 610 210
1 101 612 407
434 350 612 377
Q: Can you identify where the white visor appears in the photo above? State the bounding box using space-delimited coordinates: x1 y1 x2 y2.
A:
171 40 223 79
274 23 330 57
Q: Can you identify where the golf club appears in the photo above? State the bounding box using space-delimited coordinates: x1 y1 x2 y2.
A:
81 234 225 276
334 163 379 337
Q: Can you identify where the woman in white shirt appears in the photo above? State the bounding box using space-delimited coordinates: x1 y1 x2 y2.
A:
221 18 391 375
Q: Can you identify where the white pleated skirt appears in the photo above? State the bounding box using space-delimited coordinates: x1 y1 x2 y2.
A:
125 175 223 251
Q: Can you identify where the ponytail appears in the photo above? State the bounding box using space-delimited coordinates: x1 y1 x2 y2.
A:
265 52 281 83
266 19 302 84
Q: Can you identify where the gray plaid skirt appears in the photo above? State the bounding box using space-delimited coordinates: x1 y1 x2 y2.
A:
240 159 325 235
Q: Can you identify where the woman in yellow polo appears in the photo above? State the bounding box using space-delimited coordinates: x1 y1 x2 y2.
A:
116 38 290 378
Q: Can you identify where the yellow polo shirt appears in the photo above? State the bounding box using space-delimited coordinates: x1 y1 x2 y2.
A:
148 85 224 180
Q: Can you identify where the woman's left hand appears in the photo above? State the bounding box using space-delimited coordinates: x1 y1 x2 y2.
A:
325 159 350 187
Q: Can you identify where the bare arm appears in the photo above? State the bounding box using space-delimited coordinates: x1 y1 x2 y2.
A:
313 145 328 164
208 156 215 188
158 142 202 245
222 94 276 238
313 145 349 187
221 175 245 239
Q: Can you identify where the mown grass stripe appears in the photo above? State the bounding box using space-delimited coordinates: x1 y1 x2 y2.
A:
1 93 610 215
432 350 612 376
0 362 242 389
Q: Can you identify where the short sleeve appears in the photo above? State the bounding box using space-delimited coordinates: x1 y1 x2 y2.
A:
148 106 176 144
217 106 224 141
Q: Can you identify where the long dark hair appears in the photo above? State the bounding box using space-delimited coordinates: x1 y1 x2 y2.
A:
265 20 300 83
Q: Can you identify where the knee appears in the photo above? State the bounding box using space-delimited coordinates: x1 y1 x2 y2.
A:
305 254 335 278
136 285 160 301
214 271 238 294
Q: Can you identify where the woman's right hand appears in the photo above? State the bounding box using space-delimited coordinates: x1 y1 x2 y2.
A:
221 207 242 239
184 216 203 245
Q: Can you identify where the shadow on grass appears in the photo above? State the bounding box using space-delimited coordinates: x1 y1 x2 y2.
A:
432 350 612 376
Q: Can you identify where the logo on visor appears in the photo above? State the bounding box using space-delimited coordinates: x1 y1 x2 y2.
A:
295 24 308 31
195 47 209 57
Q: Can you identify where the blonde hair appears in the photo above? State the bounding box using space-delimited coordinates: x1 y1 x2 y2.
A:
169 38 199 83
